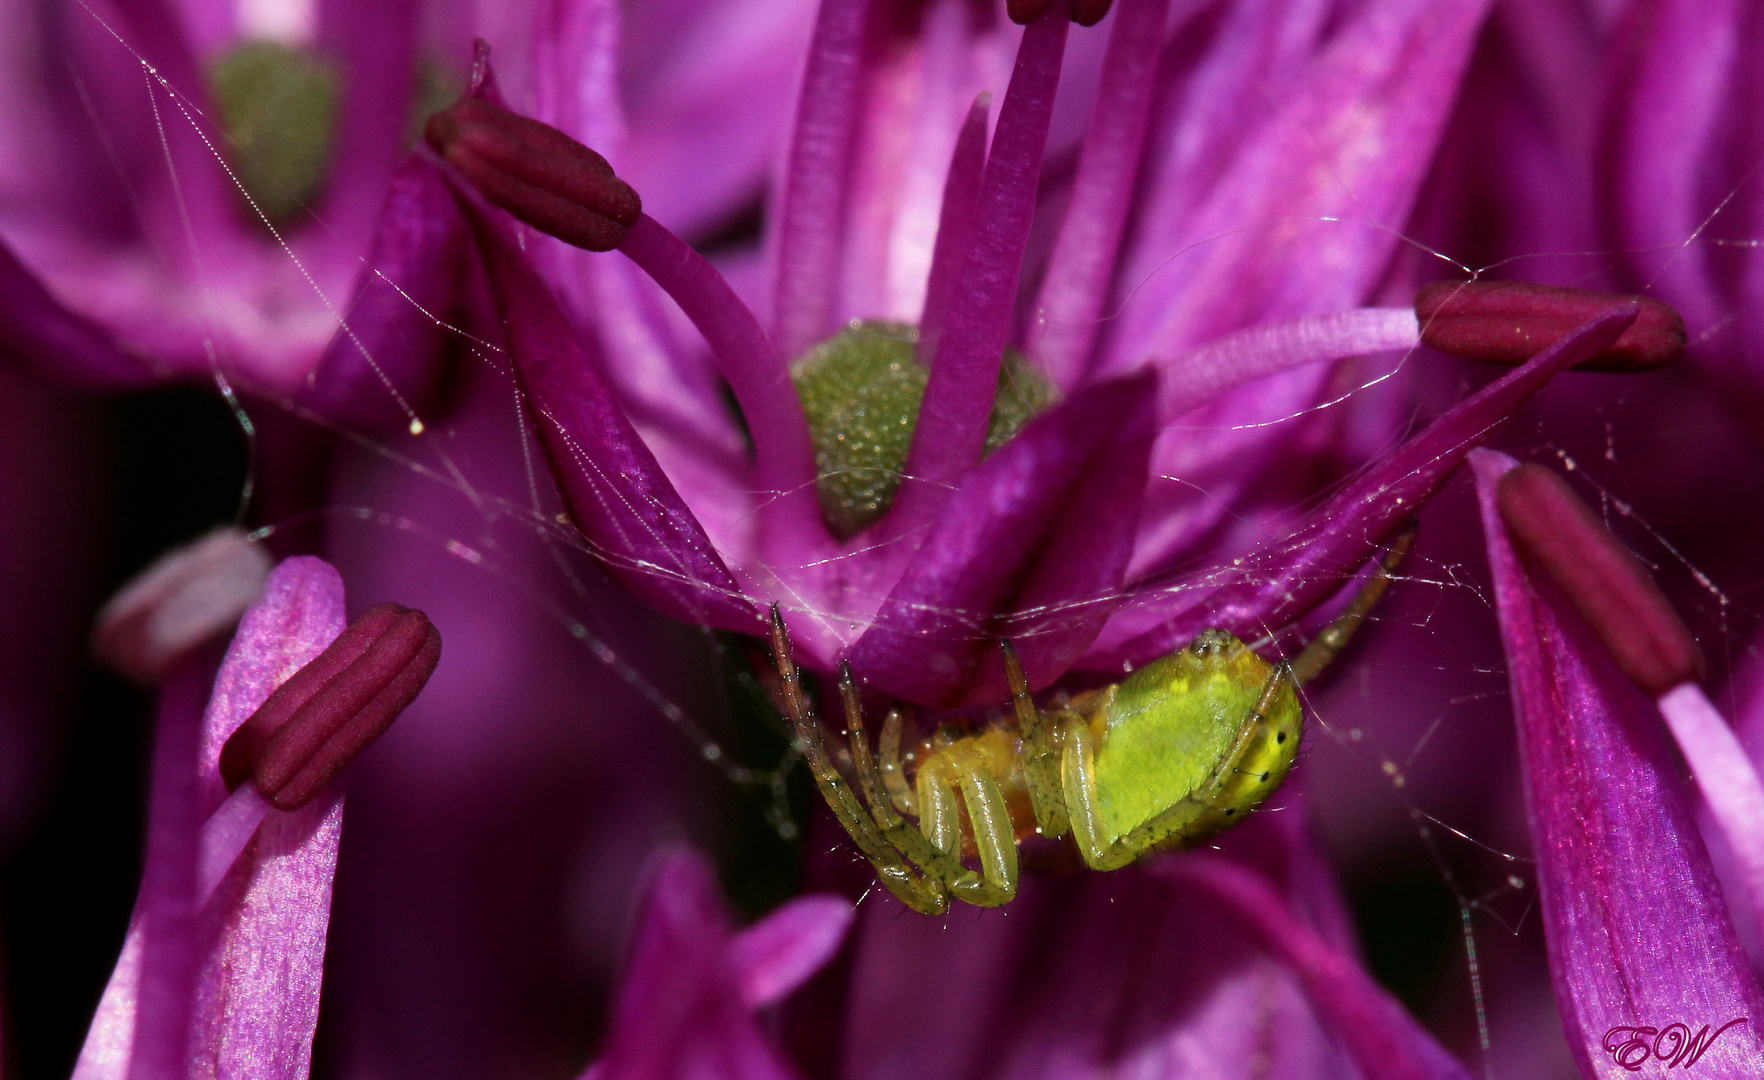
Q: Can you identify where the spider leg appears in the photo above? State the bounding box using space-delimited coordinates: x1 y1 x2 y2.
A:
1001 641 1071 839
1289 521 1417 686
839 665 1011 906
768 607 948 915
913 747 1017 906
877 707 917 816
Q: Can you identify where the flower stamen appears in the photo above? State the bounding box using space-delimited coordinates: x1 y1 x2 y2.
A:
219 602 441 810
1495 463 1702 695
425 97 641 251
1416 280 1685 370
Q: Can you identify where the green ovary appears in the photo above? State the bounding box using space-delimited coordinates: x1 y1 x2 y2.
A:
208 41 340 227
790 321 1055 539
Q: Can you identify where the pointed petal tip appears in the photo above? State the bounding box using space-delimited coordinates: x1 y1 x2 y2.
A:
1416 280 1685 371
730 894 854 1009
1495 462 1703 696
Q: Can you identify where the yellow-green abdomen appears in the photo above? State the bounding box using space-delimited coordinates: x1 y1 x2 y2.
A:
1087 631 1302 848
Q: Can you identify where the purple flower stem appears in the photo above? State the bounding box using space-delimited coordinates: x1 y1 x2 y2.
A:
1160 855 1475 1080
1029 0 1170 391
127 656 210 1080
914 92 991 370
1658 682 1764 934
618 214 830 563
1099 305 1638 668
884 10 1070 539
772 0 873 363
1158 307 1420 421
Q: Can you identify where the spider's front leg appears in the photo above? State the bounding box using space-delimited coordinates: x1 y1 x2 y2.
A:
1289 521 1416 685
768 607 948 914
839 665 1017 907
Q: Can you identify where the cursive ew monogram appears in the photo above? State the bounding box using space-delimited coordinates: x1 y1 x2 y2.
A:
1601 1019 1748 1071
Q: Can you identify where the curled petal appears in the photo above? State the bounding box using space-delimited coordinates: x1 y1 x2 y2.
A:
450 188 758 631
1471 449 1764 1075
1159 855 1474 1080
302 158 465 430
1096 305 1639 669
583 850 851 1080
0 234 158 390
849 371 1157 707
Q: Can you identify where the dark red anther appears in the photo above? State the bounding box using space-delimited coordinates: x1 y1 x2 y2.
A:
1497 464 1703 696
220 603 441 810
1416 280 1685 371
1008 0 1112 26
425 97 641 251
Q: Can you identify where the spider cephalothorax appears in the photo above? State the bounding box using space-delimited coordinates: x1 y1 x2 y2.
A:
771 528 1413 915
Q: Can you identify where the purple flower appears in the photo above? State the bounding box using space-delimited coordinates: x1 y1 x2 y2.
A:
1472 448 1764 1075
439 0 1577 716
72 554 439 1079
11 1 1756 1079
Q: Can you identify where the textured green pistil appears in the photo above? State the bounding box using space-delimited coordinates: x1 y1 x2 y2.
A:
791 321 1054 538
208 41 340 227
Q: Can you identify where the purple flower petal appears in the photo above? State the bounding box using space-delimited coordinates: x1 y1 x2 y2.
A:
0 234 160 389
451 193 760 632
728 895 854 1009
583 850 848 1080
915 92 991 371
1092 304 1637 669
848 370 1156 708
1107 0 1493 365
771 0 872 364
1159 854 1475 1080
887 11 1069 536
126 660 209 1080
301 157 464 430
1471 448 1764 1076
1599 0 1735 338
75 556 348 1080
1028 0 1170 390
314 0 420 244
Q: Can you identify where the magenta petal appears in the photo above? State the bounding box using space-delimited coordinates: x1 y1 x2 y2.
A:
1029 0 1170 390
1159 855 1475 1080
76 557 347 1080
887 12 1069 534
771 0 871 363
452 195 759 632
585 851 810 1080
315 0 420 242
1095 305 1637 669
728 895 854 1009
1108 0 1492 366
302 158 464 430
127 661 210 1080
1471 448 1764 1075
914 93 991 371
849 371 1157 708
0 235 158 389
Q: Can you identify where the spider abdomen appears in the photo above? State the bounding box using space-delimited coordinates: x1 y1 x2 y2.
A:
1083 631 1302 849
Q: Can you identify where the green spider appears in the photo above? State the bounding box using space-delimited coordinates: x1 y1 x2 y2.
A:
768 528 1413 915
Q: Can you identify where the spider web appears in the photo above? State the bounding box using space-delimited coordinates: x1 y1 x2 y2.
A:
18 3 1764 1080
